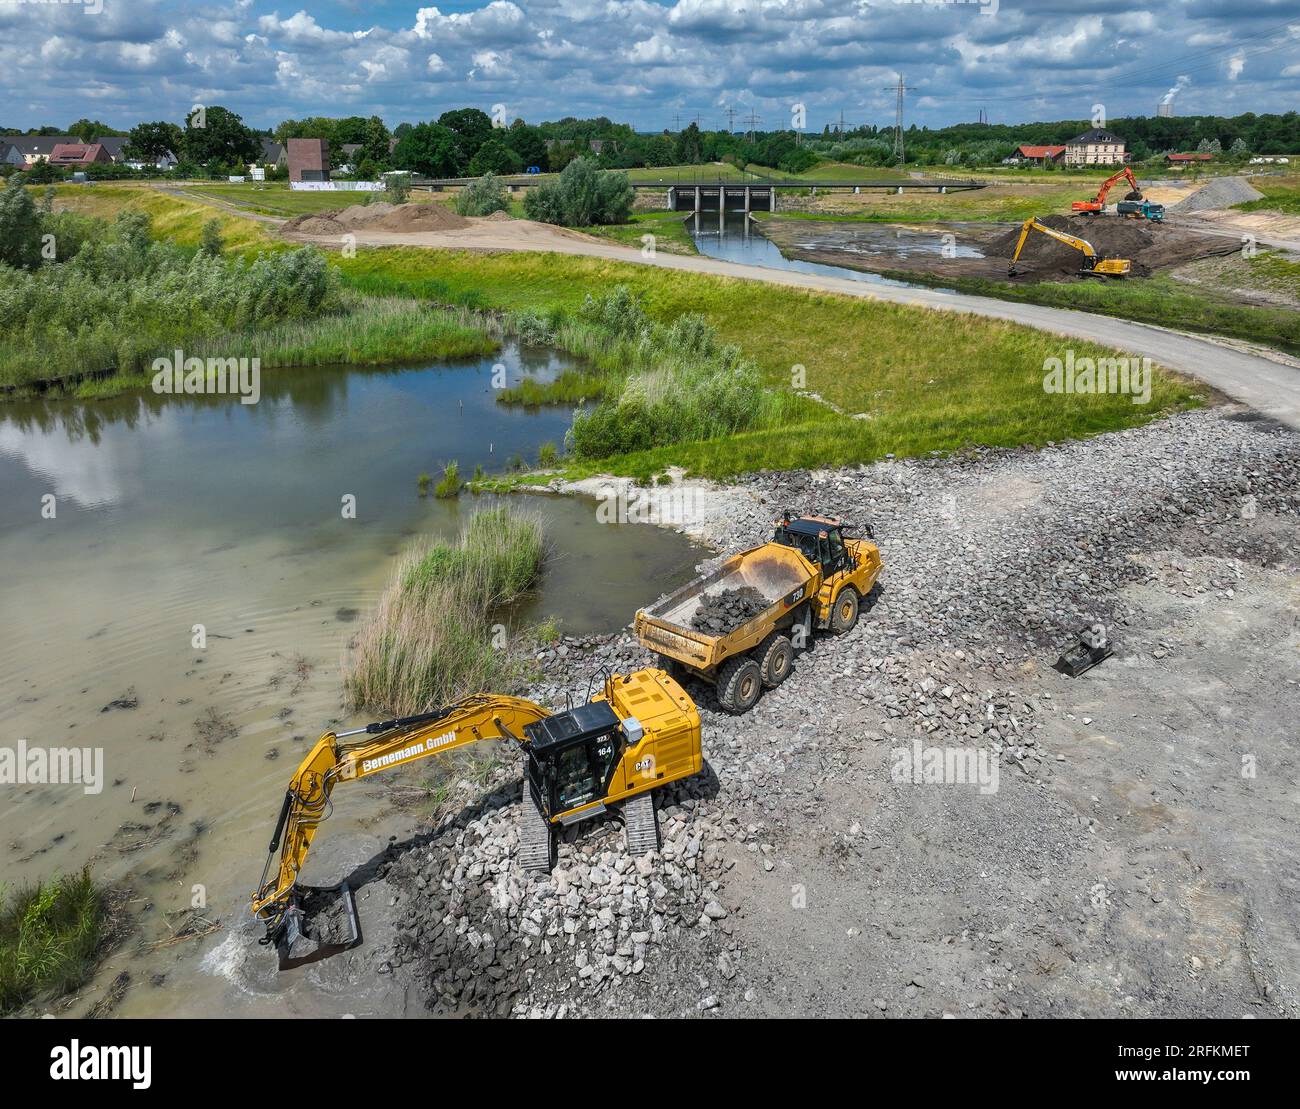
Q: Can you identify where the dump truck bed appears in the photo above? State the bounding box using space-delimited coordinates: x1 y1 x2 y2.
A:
636 543 818 674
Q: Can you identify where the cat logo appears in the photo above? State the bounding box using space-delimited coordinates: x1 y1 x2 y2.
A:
635 755 656 778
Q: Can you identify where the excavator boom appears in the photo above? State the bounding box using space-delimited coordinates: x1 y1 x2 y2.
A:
1071 166 1142 213
1007 218 1130 278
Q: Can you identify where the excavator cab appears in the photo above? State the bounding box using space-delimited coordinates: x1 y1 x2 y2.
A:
522 699 627 818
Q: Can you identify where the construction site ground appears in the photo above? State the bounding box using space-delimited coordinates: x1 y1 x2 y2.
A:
199 404 1300 1019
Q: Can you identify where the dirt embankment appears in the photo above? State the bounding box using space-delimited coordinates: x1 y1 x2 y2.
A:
987 213 1236 279
281 202 472 237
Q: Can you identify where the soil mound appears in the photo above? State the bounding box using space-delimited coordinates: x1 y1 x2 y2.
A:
989 213 1158 278
362 203 470 232
1171 176 1264 213
482 209 514 222
282 212 346 235
283 202 469 237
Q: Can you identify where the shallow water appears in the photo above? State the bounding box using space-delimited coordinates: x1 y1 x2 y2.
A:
0 343 702 1015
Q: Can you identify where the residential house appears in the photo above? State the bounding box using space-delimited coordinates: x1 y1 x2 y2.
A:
49 143 112 167
1004 143 1066 166
0 134 129 165
258 138 287 170
0 141 24 167
1063 128 1127 166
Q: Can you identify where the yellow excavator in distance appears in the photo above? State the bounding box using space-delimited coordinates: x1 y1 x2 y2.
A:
252 667 701 968
1007 218 1131 278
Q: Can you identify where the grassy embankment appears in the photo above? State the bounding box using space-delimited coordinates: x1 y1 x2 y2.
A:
345 506 545 715
873 268 1300 356
31 184 1204 479
1 186 496 396
341 247 1204 480
1233 172 1300 215
0 870 107 1015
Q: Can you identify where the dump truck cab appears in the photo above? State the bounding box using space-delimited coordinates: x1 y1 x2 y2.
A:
772 513 879 631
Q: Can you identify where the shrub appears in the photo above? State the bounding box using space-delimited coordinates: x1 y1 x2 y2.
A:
455 172 510 217
434 461 461 498
523 157 632 227
0 869 105 1015
199 217 224 257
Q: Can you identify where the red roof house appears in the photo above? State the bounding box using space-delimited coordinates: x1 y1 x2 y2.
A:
48 143 111 166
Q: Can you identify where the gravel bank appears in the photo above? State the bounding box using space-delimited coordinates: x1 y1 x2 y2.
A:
363 405 1300 1018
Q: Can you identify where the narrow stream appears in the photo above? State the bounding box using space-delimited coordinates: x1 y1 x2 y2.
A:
0 342 703 1016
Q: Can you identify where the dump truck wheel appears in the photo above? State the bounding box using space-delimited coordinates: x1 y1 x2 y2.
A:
716 655 763 714
831 587 860 634
757 633 793 688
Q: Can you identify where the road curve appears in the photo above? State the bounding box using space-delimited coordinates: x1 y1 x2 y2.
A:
639 247 1300 431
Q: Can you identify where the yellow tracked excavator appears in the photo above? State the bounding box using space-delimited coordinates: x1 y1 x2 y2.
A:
1007 217 1131 278
252 667 700 968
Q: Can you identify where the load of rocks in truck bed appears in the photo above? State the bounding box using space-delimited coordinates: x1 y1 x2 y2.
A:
689 586 770 635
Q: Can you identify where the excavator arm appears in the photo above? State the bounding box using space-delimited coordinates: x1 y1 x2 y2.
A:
251 693 551 952
1009 217 1098 273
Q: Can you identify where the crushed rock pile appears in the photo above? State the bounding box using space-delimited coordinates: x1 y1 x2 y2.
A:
1171 176 1264 213
690 586 770 634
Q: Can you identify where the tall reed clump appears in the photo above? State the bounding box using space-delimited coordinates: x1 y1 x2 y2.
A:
0 205 343 390
344 506 545 715
496 285 785 461
0 869 105 1015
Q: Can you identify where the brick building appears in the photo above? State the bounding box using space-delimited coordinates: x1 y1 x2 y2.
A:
287 138 330 182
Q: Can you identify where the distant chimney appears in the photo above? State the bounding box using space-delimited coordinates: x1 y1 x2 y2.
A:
1156 102 1173 118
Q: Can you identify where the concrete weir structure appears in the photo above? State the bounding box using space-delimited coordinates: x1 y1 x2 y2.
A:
667 183 774 214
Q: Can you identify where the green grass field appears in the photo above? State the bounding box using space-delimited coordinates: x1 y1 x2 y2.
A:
583 211 698 254
1233 172 1300 215
340 247 1203 477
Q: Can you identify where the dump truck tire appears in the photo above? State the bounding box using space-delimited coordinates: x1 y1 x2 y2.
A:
757 633 793 688
717 655 763 714
518 776 555 874
831 587 860 634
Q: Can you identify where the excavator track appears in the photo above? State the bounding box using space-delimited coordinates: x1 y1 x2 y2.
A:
623 790 660 856
518 776 555 873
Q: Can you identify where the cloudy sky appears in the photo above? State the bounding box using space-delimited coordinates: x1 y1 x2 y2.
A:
1 0 1297 134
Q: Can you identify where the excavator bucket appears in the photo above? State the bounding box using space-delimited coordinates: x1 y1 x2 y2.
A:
1053 628 1113 678
275 882 361 971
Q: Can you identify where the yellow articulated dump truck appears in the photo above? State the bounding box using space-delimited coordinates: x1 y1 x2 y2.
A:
635 513 883 713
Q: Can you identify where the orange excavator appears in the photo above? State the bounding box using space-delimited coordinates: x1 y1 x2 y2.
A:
1071 166 1145 215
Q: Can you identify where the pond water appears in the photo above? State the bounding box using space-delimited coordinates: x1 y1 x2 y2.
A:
0 342 703 1015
